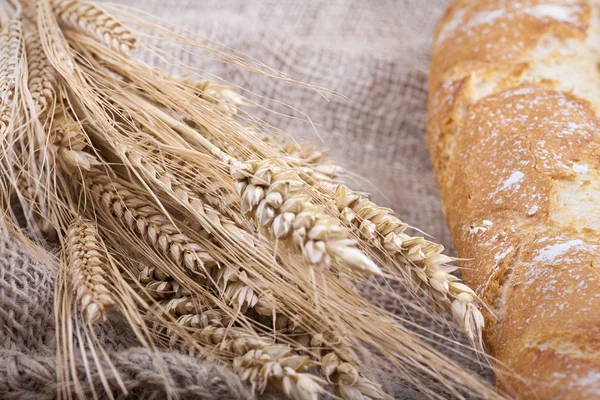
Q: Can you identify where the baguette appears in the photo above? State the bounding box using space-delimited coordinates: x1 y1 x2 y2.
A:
427 1 600 398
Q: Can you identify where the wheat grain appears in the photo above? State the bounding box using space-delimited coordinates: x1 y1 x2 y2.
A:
25 29 57 114
334 184 485 346
83 168 217 278
51 104 100 171
66 217 115 324
51 0 136 55
231 159 381 276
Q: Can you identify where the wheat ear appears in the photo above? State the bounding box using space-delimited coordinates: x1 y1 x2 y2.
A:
51 0 136 55
231 159 381 276
251 127 484 345
334 184 485 345
0 15 23 132
134 267 325 400
171 307 326 400
134 253 368 400
83 168 217 277
25 29 57 114
123 149 272 309
66 217 115 324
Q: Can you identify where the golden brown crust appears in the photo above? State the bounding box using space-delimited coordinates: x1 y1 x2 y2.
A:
430 0 590 92
427 1 600 398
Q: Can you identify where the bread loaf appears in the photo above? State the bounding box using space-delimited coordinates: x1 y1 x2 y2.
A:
427 1 600 398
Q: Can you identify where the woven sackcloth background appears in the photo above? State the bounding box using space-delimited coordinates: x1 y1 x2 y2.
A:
0 0 496 399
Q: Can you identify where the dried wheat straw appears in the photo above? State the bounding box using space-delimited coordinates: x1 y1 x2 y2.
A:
51 0 136 55
66 217 115 324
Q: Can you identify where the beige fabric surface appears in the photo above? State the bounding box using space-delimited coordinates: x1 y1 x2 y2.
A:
0 1 495 399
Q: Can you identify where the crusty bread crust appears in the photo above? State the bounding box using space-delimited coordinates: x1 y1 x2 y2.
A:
427 1 600 398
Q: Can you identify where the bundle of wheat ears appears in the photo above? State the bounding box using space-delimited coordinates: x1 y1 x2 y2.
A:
0 0 502 399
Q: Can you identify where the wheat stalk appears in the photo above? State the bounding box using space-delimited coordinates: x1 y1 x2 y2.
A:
51 0 136 55
66 217 115 324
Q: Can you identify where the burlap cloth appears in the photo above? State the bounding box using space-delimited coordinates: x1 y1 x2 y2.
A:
0 1 493 399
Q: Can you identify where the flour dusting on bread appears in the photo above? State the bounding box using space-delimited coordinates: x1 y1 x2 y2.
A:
428 0 600 397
